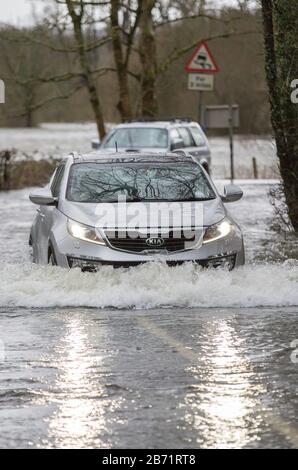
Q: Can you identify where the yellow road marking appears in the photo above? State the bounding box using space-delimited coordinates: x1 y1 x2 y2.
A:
137 316 298 448
137 317 197 362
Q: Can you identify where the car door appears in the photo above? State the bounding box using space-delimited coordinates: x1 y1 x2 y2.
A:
181 126 211 171
169 128 184 150
37 163 65 264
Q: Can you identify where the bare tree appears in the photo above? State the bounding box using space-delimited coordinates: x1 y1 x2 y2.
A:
261 0 298 230
139 0 158 116
65 0 106 138
110 0 132 120
110 0 143 121
0 1 264 133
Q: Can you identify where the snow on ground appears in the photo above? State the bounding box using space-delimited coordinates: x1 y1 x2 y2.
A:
209 135 277 179
0 122 278 178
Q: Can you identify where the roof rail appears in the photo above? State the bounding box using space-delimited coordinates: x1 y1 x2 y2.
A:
124 117 193 124
69 151 80 161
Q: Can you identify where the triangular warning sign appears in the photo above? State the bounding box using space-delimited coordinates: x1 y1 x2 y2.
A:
185 41 219 74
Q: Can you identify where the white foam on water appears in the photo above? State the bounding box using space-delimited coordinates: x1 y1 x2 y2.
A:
0 261 297 309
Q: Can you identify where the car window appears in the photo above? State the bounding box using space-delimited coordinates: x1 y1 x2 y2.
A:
189 126 206 147
169 128 182 148
51 163 65 198
178 127 194 147
103 128 168 149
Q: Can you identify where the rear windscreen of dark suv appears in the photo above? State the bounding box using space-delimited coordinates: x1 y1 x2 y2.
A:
67 162 215 203
103 127 168 149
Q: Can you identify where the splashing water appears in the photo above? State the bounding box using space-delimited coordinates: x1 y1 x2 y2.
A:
1 261 297 309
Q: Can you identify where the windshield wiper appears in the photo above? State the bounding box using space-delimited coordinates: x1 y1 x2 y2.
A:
131 197 216 202
101 196 216 203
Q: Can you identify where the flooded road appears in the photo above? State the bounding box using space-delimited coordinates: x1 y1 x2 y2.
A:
1 306 298 449
0 181 298 448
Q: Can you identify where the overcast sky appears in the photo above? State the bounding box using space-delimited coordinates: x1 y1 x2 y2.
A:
1 0 245 25
0 0 45 25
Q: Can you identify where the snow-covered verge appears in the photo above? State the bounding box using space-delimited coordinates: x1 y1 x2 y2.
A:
209 135 277 179
0 122 278 179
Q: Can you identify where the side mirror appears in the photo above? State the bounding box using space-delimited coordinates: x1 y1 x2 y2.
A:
221 184 243 203
91 139 100 150
29 188 57 206
171 139 184 151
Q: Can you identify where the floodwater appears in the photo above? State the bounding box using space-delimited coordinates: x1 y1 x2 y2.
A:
0 181 298 448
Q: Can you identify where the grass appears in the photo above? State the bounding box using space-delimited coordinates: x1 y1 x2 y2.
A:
0 150 58 190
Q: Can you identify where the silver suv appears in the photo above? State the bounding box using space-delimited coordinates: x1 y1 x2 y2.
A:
92 119 211 173
29 151 244 271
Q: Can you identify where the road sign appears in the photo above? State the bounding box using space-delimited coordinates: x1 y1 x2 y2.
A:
202 105 239 129
184 41 219 74
188 73 214 91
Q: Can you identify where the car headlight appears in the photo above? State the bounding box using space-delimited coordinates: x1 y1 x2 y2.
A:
67 219 106 245
203 218 234 244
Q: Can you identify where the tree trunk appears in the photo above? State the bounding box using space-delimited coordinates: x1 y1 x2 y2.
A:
261 0 298 230
110 0 132 121
24 86 35 128
139 0 158 117
66 0 106 140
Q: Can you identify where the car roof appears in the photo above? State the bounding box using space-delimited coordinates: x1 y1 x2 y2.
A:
68 150 198 165
112 120 199 130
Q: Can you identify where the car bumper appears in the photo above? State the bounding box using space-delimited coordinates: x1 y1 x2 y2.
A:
53 230 245 271
67 253 239 271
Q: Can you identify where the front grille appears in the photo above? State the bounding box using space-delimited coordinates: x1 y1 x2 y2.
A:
104 230 196 253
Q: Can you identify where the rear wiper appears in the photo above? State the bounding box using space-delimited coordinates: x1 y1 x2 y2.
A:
186 197 216 201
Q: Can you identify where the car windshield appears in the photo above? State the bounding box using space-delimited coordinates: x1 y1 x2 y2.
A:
67 162 216 203
103 127 168 149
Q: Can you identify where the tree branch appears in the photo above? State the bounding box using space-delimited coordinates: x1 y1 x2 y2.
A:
157 29 261 75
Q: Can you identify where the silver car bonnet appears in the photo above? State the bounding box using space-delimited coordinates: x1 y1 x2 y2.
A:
59 197 225 229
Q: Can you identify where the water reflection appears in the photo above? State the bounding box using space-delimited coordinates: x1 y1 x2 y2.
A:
45 316 120 448
183 319 264 448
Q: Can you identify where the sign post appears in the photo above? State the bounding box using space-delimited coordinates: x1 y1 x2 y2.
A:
184 41 219 122
229 106 235 182
0 80 5 104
